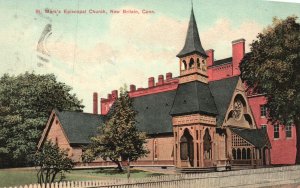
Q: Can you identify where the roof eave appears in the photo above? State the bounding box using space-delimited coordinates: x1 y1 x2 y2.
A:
176 50 208 58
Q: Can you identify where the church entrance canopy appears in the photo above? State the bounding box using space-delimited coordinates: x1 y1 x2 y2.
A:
230 128 271 166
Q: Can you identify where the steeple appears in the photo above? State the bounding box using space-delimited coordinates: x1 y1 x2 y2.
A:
177 7 208 84
177 8 207 58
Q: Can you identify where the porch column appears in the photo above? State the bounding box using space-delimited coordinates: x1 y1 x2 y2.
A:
193 141 197 167
250 148 254 166
200 141 204 167
177 143 181 167
261 148 263 166
267 148 271 165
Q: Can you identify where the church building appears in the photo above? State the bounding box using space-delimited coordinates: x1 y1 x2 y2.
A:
39 7 297 169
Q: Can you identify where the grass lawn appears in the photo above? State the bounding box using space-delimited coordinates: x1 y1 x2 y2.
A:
0 168 163 187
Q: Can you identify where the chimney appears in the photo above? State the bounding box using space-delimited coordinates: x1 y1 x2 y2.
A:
157 75 164 86
206 49 214 67
130 84 136 92
107 94 112 100
111 90 118 99
232 39 245 76
148 77 155 88
93 92 98 114
166 72 172 80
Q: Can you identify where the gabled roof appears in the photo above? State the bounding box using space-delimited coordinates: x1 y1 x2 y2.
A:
42 77 240 145
209 76 239 127
54 109 105 145
177 8 207 58
133 90 176 134
230 127 270 148
170 81 218 116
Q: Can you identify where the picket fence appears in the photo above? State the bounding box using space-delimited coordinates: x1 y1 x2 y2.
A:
4 165 300 188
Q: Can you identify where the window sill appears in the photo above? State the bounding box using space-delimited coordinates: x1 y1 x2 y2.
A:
273 138 280 141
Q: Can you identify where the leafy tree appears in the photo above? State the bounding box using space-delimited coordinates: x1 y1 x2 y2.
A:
83 86 149 177
0 72 84 167
240 16 300 163
34 141 74 184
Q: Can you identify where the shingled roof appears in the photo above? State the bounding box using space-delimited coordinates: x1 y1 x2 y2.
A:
177 8 207 58
133 90 176 134
55 110 105 145
51 77 239 144
170 81 218 116
230 127 270 148
209 76 239 126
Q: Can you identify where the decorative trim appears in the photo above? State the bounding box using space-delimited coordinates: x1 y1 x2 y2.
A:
179 74 208 84
172 114 216 126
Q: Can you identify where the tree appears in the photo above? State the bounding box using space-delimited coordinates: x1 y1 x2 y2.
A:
240 16 300 163
83 86 149 177
0 72 84 167
34 141 74 184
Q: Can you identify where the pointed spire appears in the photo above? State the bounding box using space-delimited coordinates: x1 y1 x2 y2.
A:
177 8 207 58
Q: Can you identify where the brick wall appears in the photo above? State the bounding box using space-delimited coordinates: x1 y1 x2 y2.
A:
46 116 73 158
208 64 233 81
248 95 296 164
140 135 174 163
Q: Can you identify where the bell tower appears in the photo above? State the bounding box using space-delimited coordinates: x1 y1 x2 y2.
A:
177 8 208 84
171 7 218 169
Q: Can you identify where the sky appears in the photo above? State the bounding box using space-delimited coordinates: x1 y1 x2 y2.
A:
0 0 299 113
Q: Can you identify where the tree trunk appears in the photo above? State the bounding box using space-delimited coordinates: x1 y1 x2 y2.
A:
51 171 58 183
295 123 300 164
117 161 123 172
46 170 50 184
37 169 42 184
112 159 123 172
127 159 130 179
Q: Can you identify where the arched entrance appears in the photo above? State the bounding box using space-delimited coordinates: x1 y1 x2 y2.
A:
203 129 212 160
180 129 194 167
203 128 212 167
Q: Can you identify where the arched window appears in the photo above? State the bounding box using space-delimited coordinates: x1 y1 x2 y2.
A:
237 148 241 160
242 148 246 159
230 94 247 121
182 60 187 70
232 148 236 160
197 58 200 68
189 58 195 69
245 114 253 127
180 136 188 160
180 129 193 161
247 148 251 159
203 129 212 160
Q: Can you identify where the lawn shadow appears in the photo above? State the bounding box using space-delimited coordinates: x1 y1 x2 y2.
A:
146 173 164 177
92 168 145 175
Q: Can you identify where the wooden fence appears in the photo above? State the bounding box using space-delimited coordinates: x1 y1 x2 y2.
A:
4 165 300 188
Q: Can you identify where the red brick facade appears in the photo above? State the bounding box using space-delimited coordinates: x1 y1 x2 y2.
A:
248 95 297 164
95 38 297 165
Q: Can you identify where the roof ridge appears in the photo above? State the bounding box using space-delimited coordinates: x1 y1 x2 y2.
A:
57 109 104 116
